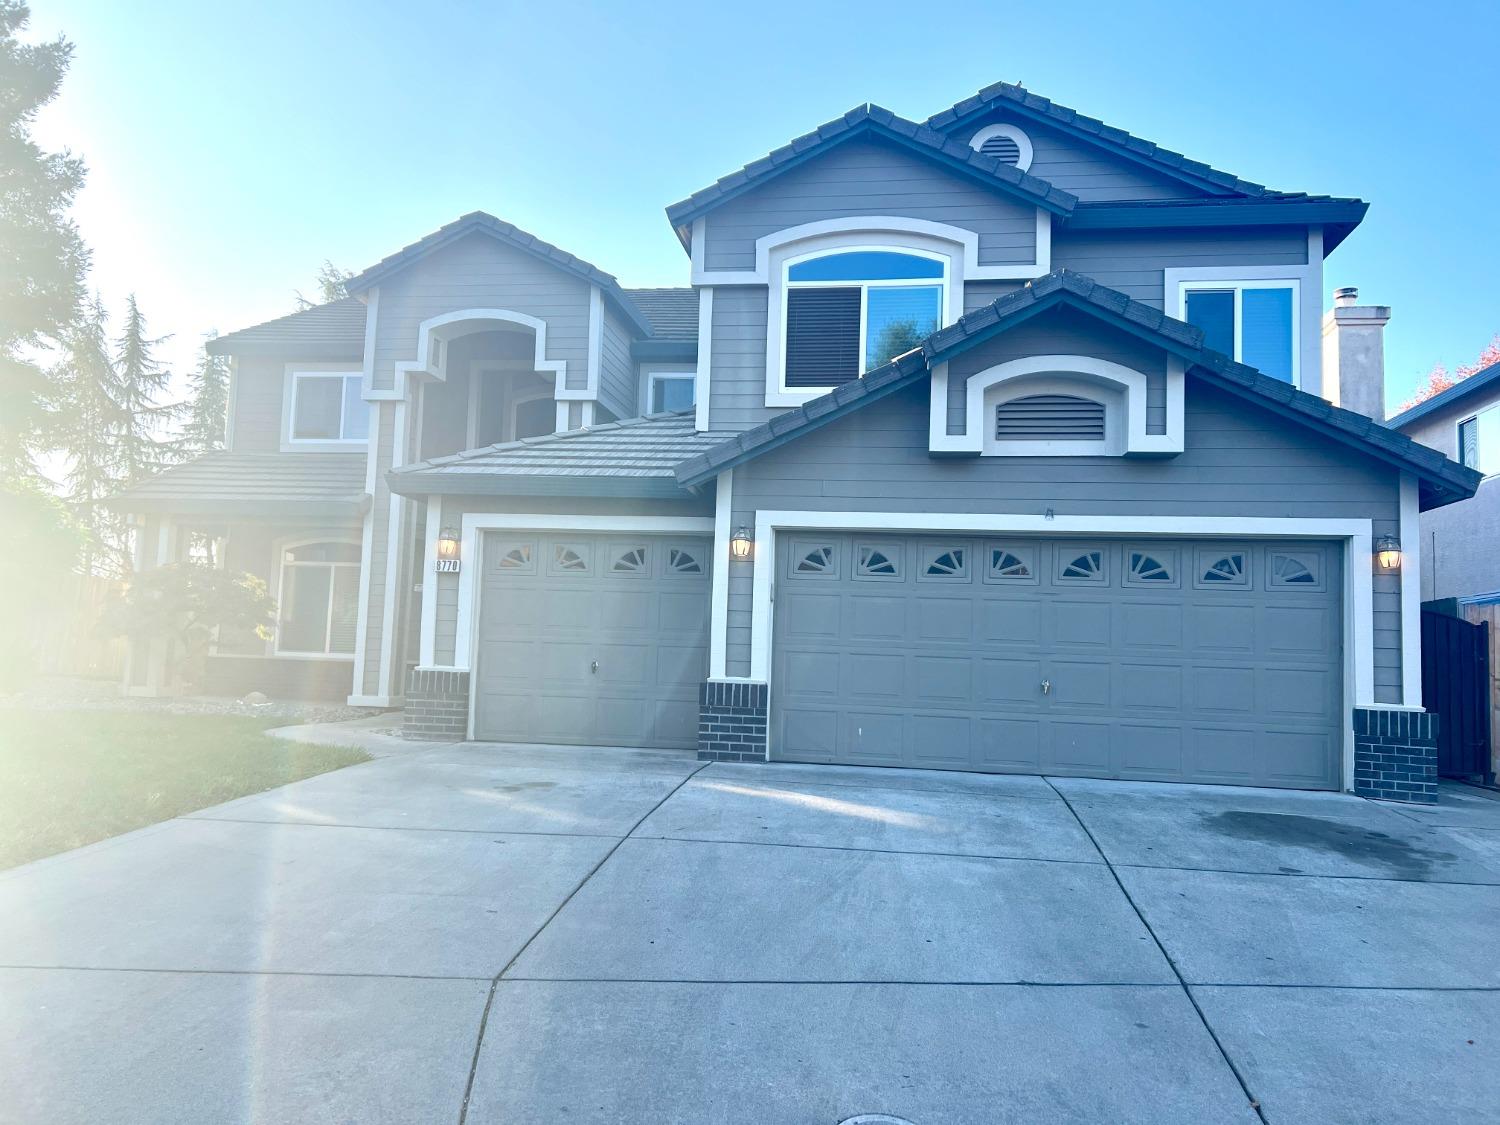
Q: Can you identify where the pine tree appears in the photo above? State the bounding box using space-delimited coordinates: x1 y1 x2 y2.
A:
0 1 89 483
111 293 179 482
181 332 229 454
293 260 352 310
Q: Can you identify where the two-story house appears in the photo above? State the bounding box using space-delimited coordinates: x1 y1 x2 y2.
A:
112 83 1480 797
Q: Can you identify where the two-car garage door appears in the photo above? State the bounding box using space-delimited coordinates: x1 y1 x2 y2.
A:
772 534 1344 789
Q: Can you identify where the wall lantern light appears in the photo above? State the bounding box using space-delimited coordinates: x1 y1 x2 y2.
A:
730 526 754 561
1375 534 1402 572
435 527 462 572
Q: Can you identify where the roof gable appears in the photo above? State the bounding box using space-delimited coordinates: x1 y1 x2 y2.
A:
343 212 653 338
675 271 1479 510
665 104 1078 239
206 296 367 358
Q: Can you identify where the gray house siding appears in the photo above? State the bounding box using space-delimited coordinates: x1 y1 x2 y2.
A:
725 378 1403 703
1400 391 1500 602
228 356 284 453
699 141 1038 273
944 308 1168 436
599 305 637 421
707 286 774 430
1051 226 1308 308
955 118 1208 202
369 232 591 394
428 494 716 667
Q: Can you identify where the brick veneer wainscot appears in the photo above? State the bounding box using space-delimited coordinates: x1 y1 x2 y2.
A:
698 681 768 762
404 668 470 741
1352 707 1438 804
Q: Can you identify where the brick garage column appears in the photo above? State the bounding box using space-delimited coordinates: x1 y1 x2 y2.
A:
1352 708 1438 804
698 681 768 762
404 668 470 741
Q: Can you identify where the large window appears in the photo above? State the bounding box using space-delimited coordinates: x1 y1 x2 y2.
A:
277 541 360 656
1459 403 1500 476
290 372 368 443
1182 282 1297 385
783 250 944 389
648 372 695 413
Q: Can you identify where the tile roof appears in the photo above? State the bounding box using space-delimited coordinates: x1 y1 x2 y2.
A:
665 104 1078 232
388 411 731 499
674 270 1480 510
623 288 698 341
342 212 654 338
206 297 367 358
1386 360 1500 431
925 81 1272 197
105 453 368 516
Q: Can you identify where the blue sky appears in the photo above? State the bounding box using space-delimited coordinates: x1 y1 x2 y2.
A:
30 0 1500 411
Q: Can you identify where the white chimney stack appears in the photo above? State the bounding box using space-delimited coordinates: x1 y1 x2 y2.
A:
1322 287 1391 420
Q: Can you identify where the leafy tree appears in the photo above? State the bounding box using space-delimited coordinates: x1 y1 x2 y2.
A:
111 293 179 481
294 260 353 310
181 332 229 454
0 477 84 686
1399 334 1500 412
0 1 88 483
100 563 276 688
869 318 926 369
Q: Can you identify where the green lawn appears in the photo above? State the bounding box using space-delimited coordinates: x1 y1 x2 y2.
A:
0 710 370 870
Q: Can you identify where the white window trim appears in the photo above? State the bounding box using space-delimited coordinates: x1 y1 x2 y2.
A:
929 354 1185 456
281 365 365 451
768 239 959 407
1456 403 1499 478
733 510 1392 793
645 371 696 415
1165 263 1320 393
272 535 362 660
969 124 1034 172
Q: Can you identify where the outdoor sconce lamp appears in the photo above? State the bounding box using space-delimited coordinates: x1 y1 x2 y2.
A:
730 526 754 561
435 527 462 572
1375 534 1402 572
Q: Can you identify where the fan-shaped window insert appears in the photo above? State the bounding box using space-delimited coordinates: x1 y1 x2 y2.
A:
1058 549 1106 583
1127 550 1176 586
667 547 702 575
552 544 590 574
1198 551 1248 587
986 546 1037 583
1270 552 1321 589
856 544 901 579
611 546 648 574
920 545 969 580
793 544 837 577
496 543 533 571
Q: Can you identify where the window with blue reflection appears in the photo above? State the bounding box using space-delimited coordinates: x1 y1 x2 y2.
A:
787 251 943 282
865 286 941 369
1184 290 1234 357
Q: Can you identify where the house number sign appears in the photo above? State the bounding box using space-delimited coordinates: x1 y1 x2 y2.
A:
435 559 461 573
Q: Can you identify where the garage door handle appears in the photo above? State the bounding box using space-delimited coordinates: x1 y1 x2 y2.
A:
590 660 599 674
1040 679 1051 695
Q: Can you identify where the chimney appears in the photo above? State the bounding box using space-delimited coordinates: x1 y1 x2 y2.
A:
1321 286 1392 420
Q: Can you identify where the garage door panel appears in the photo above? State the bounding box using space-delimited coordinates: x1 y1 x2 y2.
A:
474 533 708 749
773 534 1342 789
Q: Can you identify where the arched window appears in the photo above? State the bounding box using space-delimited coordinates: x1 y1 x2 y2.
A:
276 541 360 656
782 249 945 389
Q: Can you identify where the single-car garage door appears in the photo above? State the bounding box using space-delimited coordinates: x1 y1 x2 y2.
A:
772 535 1343 789
473 532 711 748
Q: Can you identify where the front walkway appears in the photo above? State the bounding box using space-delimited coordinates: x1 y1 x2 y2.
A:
1 739 1497 1123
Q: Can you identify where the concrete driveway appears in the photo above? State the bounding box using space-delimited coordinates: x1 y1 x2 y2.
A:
2 740 1497 1124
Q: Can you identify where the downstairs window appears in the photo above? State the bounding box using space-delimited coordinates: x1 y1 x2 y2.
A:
277 542 360 656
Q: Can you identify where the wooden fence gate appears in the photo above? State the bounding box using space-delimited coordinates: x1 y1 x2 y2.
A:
1421 609 1493 781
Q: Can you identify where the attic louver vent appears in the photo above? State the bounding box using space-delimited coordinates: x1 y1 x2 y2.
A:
978 134 1022 165
995 394 1106 441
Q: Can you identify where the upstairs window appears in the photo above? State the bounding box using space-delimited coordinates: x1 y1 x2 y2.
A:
1182 282 1297 385
648 372 696 413
1459 404 1499 475
290 372 368 442
783 250 944 389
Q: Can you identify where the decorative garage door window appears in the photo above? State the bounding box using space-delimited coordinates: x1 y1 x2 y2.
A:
855 543 902 579
550 542 592 575
790 541 839 578
1126 548 1178 588
1057 547 1107 584
494 542 535 573
1196 549 1249 588
667 546 704 575
1270 550 1324 590
919 544 969 581
610 545 649 575
986 545 1038 584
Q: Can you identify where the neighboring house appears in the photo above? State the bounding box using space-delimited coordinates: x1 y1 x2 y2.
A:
110 83 1480 797
1386 360 1500 606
